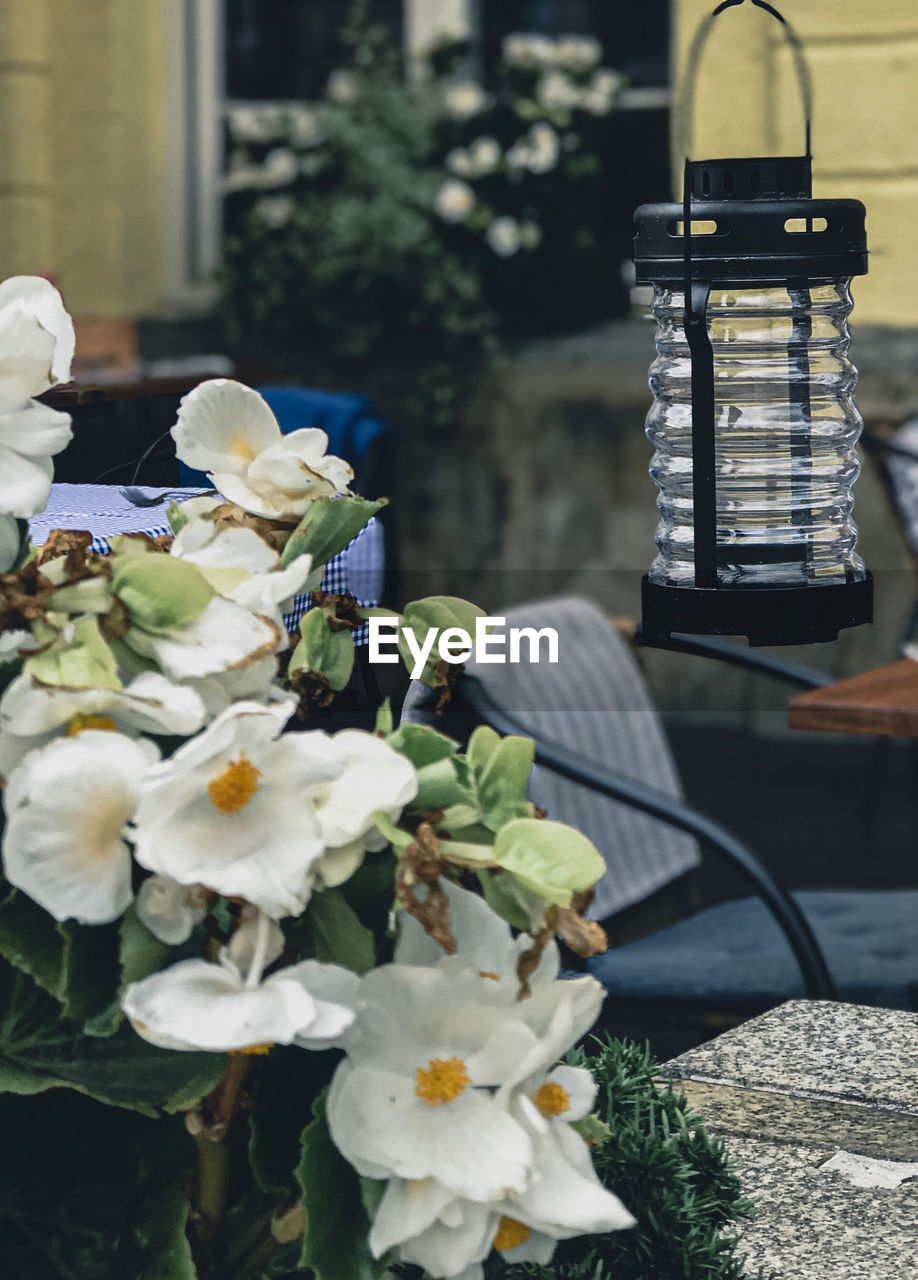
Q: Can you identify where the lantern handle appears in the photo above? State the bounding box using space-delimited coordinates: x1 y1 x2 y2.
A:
677 0 813 165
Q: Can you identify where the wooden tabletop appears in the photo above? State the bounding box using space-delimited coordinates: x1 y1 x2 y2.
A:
788 658 918 737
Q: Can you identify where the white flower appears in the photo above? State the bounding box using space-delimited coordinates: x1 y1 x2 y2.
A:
170 518 319 627
136 875 208 945
0 669 207 781
123 951 360 1053
446 148 475 179
255 195 295 229
468 136 501 176
553 36 602 73
519 221 542 250
443 82 488 121
327 69 358 103
287 105 323 148
0 514 19 572
526 123 560 173
228 104 283 144
502 33 555 69
309 729 418 889
123 594 284 682
131 700 329 917
172 379 353 522
261 147 298 188
486 216 522 258
0 277 74 519
536 70 580 113
434 179 476 225
327 964 537 1201
2 730 159 924
182 656 288 719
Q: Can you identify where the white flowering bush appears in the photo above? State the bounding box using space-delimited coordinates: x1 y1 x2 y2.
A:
0 288 639 1280
428 32 624 332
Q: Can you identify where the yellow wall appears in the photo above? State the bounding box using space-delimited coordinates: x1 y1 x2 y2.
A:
0 0 166 318
674 0 918 326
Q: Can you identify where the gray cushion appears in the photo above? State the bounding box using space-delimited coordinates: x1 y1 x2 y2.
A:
463 597 701 920
589 891 918 1011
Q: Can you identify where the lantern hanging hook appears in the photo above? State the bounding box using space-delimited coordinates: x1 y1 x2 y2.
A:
677 0 813 165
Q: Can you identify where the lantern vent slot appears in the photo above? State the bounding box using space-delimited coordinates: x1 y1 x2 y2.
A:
668 219 727 237
785 216 830 233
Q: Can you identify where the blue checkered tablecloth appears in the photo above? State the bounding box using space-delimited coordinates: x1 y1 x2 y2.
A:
29 484 383 642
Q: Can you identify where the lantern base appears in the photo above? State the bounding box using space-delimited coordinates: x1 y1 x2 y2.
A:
640 574 873 648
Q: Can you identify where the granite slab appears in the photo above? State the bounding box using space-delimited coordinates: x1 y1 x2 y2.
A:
661 1000 918 1160
721 1136 918 1279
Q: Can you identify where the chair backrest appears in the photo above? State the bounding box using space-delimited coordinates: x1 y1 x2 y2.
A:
177 385 391 493
404 596 700 922
872 417 918 563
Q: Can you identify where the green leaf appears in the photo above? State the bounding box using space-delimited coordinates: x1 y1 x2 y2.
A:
167 500 189 535
25 616 122 691
397 595 487 685
57 918 120 1024
0 886 67 999
111 554 214 636
479 868 532 931
303 889 376 974
115 1118 199 1280
475 734 535 831
84 906 172 1038
250 1044 340 1193
289 607 355 691
385 721 459 768
413 756 473 811
466 723 500 774
493 818 605 907
296 1090 390 1280
281 495 387 569
0 961 224 1115
373 697 394 736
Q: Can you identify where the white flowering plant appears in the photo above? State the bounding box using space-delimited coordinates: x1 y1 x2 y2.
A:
0 283 643 1280
428 33 624 333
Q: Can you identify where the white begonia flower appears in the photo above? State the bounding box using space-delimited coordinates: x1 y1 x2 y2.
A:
327 69 359 103
124 593 284 682
468 136 501 176
2 730 159 924
443 82 488 121
434 179 476 225
0 514 20 572
182 655 289 719
554 35 602 73
226 905 285 973
327 964 539 1202
172 379 353 522
170 518 320 627
536 70 581 113
136 875 209 946
486 216 522 258
131 699 333 918
0 669 207 781
123 934 359 1054
0 277 75 519
255 195 295 229
309 729 418 889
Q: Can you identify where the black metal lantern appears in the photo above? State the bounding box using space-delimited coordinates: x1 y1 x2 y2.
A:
634 0 872 646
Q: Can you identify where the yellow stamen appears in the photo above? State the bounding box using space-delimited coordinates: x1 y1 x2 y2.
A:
535 1081 571 1119
493 1217 531 1252
415 1056 470 1106
207 753 262 815
235 1042 273 1056
478 970 500 981
67 713 117 735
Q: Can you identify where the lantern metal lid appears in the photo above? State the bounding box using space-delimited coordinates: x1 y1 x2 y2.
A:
634 0 873 648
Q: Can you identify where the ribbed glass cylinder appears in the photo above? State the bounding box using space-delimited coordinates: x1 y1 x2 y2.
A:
645 280 866 587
